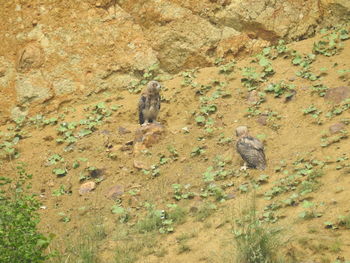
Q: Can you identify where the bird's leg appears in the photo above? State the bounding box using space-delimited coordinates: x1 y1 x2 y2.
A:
240 163 248 171
141 120 150 127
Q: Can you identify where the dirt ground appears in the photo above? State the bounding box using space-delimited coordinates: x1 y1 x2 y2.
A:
1 26 350 262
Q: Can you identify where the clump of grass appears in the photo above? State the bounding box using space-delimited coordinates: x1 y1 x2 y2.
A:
233 201 284 263
136 204 187 234
195 202 217 221
114 226 157 263
49 217 106 263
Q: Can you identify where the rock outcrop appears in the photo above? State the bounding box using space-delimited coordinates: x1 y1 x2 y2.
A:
0 0 348 123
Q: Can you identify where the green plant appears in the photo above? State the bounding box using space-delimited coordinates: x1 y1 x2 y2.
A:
52 168 67 177
112 204 130 223
191 146 206 157
233 201 284 263
311 84 328 97
128 64 160 93
241 67 262 91
298 201 322 220
265 81 295 98
52 217 107 263
136 203 185 234
303 105 322 120
136 208 164 233
0 165 52 263
313 28 349 56
52 185 70 197
0 136 20 160
219 60 236 74
142 165 160 177
337 214 350 229
257 55 274 78
195 202 217 221
172 184 195 201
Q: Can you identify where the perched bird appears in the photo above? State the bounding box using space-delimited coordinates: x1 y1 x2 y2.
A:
235 126 266 170
138 80 161 125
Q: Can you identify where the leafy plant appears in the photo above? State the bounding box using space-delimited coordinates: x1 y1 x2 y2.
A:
172 184 195 201
128 64 160 93
313 28 349 56
111 204 130 223
52 168 67 177
0 136 20 160
241 67 262 91
219 60 236 74
52 185 70 197
265 81 295 98
191 146 206 157
0 165 52 263
311 84 328 97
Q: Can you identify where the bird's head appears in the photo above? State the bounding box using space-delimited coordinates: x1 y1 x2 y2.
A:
236 126 249 137
147 80 161 94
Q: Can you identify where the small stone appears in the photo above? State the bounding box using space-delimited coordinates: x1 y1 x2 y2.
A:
247 90 259 104
0 67 5 77
189 206 198 213
256 114 268 126
226 191 236 200
133 160 148 170
118 126 131 135
79 181 96 195
324 86 350 104
329 123 346 134
133 123 165 155
125 140 133 146
43 135 54 141
106 185 124 200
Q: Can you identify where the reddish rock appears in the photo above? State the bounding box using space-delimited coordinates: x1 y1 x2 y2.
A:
133 123 165 155
133 160 148 170
324 86 350 104
329 123 346 134
79 181 96 195
106 185 124 200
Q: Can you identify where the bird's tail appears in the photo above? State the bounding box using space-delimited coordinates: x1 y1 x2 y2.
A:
139 111 144 125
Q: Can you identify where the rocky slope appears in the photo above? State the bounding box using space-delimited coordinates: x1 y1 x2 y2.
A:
0 0 349 123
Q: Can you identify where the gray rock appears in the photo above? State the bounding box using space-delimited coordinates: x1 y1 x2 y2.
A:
106 185 124 200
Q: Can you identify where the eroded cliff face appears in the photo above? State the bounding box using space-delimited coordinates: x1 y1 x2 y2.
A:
0 0 349 123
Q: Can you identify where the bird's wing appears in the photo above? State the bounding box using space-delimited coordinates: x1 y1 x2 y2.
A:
241 136 264 151
138 94 147 124
157 93 161 110
236 136 266 169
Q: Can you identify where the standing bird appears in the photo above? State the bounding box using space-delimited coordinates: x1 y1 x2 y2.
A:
235 126 266 170
138 80 161 125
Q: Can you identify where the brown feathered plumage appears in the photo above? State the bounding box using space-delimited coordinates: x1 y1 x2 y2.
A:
138 80 161 125
235 126 266 170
